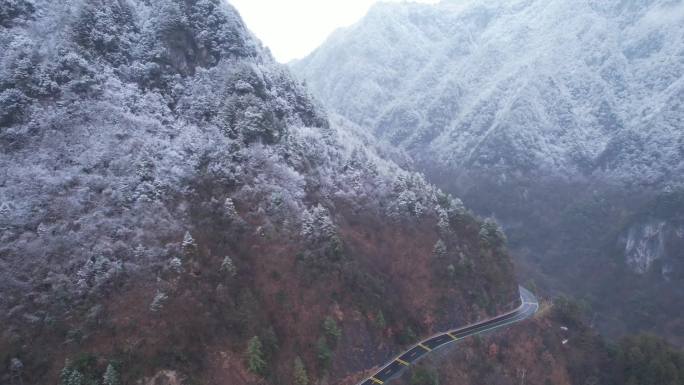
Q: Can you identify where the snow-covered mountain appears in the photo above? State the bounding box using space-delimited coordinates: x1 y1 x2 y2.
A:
293 0 684 185
293 0 684 344
0 1 520 383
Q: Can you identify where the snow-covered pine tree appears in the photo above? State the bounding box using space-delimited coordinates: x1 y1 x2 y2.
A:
182 231 198 259
61 368 84 385
312 204 336 240
168 257 183 273
224 197 239 219
433 239 447 258
36 222 47 236
220 256 237 278
300 209 315 240
437 208 450 235
182 231 197 250
102 363 120 385
149 290 168 312
480 218 506 247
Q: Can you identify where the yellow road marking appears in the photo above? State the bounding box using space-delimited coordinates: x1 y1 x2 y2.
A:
418 343 432 351
371 377 384 384
447 332 459 341
396 358 410 366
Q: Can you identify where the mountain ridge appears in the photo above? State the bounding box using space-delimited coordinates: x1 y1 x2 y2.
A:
0 1 520 383
292 0 684 344
294 0 684 185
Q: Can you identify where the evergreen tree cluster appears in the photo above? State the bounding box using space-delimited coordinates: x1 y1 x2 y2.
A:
59 356 120 385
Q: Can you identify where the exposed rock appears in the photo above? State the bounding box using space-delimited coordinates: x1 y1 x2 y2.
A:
623 220 666 274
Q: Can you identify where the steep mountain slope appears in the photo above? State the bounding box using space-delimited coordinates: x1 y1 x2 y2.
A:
292 0 684 343
294 0 684 184
0 1 520 384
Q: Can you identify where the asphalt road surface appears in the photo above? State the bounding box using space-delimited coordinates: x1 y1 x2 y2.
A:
358 286 539 385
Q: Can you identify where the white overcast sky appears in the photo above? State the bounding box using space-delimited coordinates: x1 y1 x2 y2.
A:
229 0 440 63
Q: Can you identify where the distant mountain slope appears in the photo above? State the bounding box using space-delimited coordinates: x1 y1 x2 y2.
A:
292 0 684 344
293 0 684 184
0 1 519 384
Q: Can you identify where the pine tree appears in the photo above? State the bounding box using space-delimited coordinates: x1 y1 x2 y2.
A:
102 363 120 385
220 256 237 278
313 205 336 240
246 336 266 375
300 209 315 239
396 190 417 216
478 226 490 244
437 208 450 234
375 310 386 329
447 263 456 278
168 257 183 273
36 222 48 236
301 205 338 244
182 231 197 259
480 218 506 247
60 360 72 385
433 239 447 258
413 200 425 217
316 336 332 369
136 157 155 182
447 196 466 219
10 357 23 384
149 290 168 312
224 197 239 219
10 358 23 373
293 357 309 385
323 316 341 344
182 231 197 250
61 369 84 385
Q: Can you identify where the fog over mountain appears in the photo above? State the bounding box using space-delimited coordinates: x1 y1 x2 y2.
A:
293 0 684 343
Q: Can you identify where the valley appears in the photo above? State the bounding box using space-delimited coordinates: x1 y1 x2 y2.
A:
1 0 683 384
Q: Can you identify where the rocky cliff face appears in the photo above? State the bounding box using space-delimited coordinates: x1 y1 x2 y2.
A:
618 192 684 280
292 0 684 343
0 1 519 384
622 220 666 274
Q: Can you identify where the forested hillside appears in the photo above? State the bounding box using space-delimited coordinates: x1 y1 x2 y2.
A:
0 1 520 383
292 0 684 344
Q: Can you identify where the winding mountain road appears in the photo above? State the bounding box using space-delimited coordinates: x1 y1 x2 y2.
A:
358 286 539 385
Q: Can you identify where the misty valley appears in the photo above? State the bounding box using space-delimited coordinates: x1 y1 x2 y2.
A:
0 1 683 385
